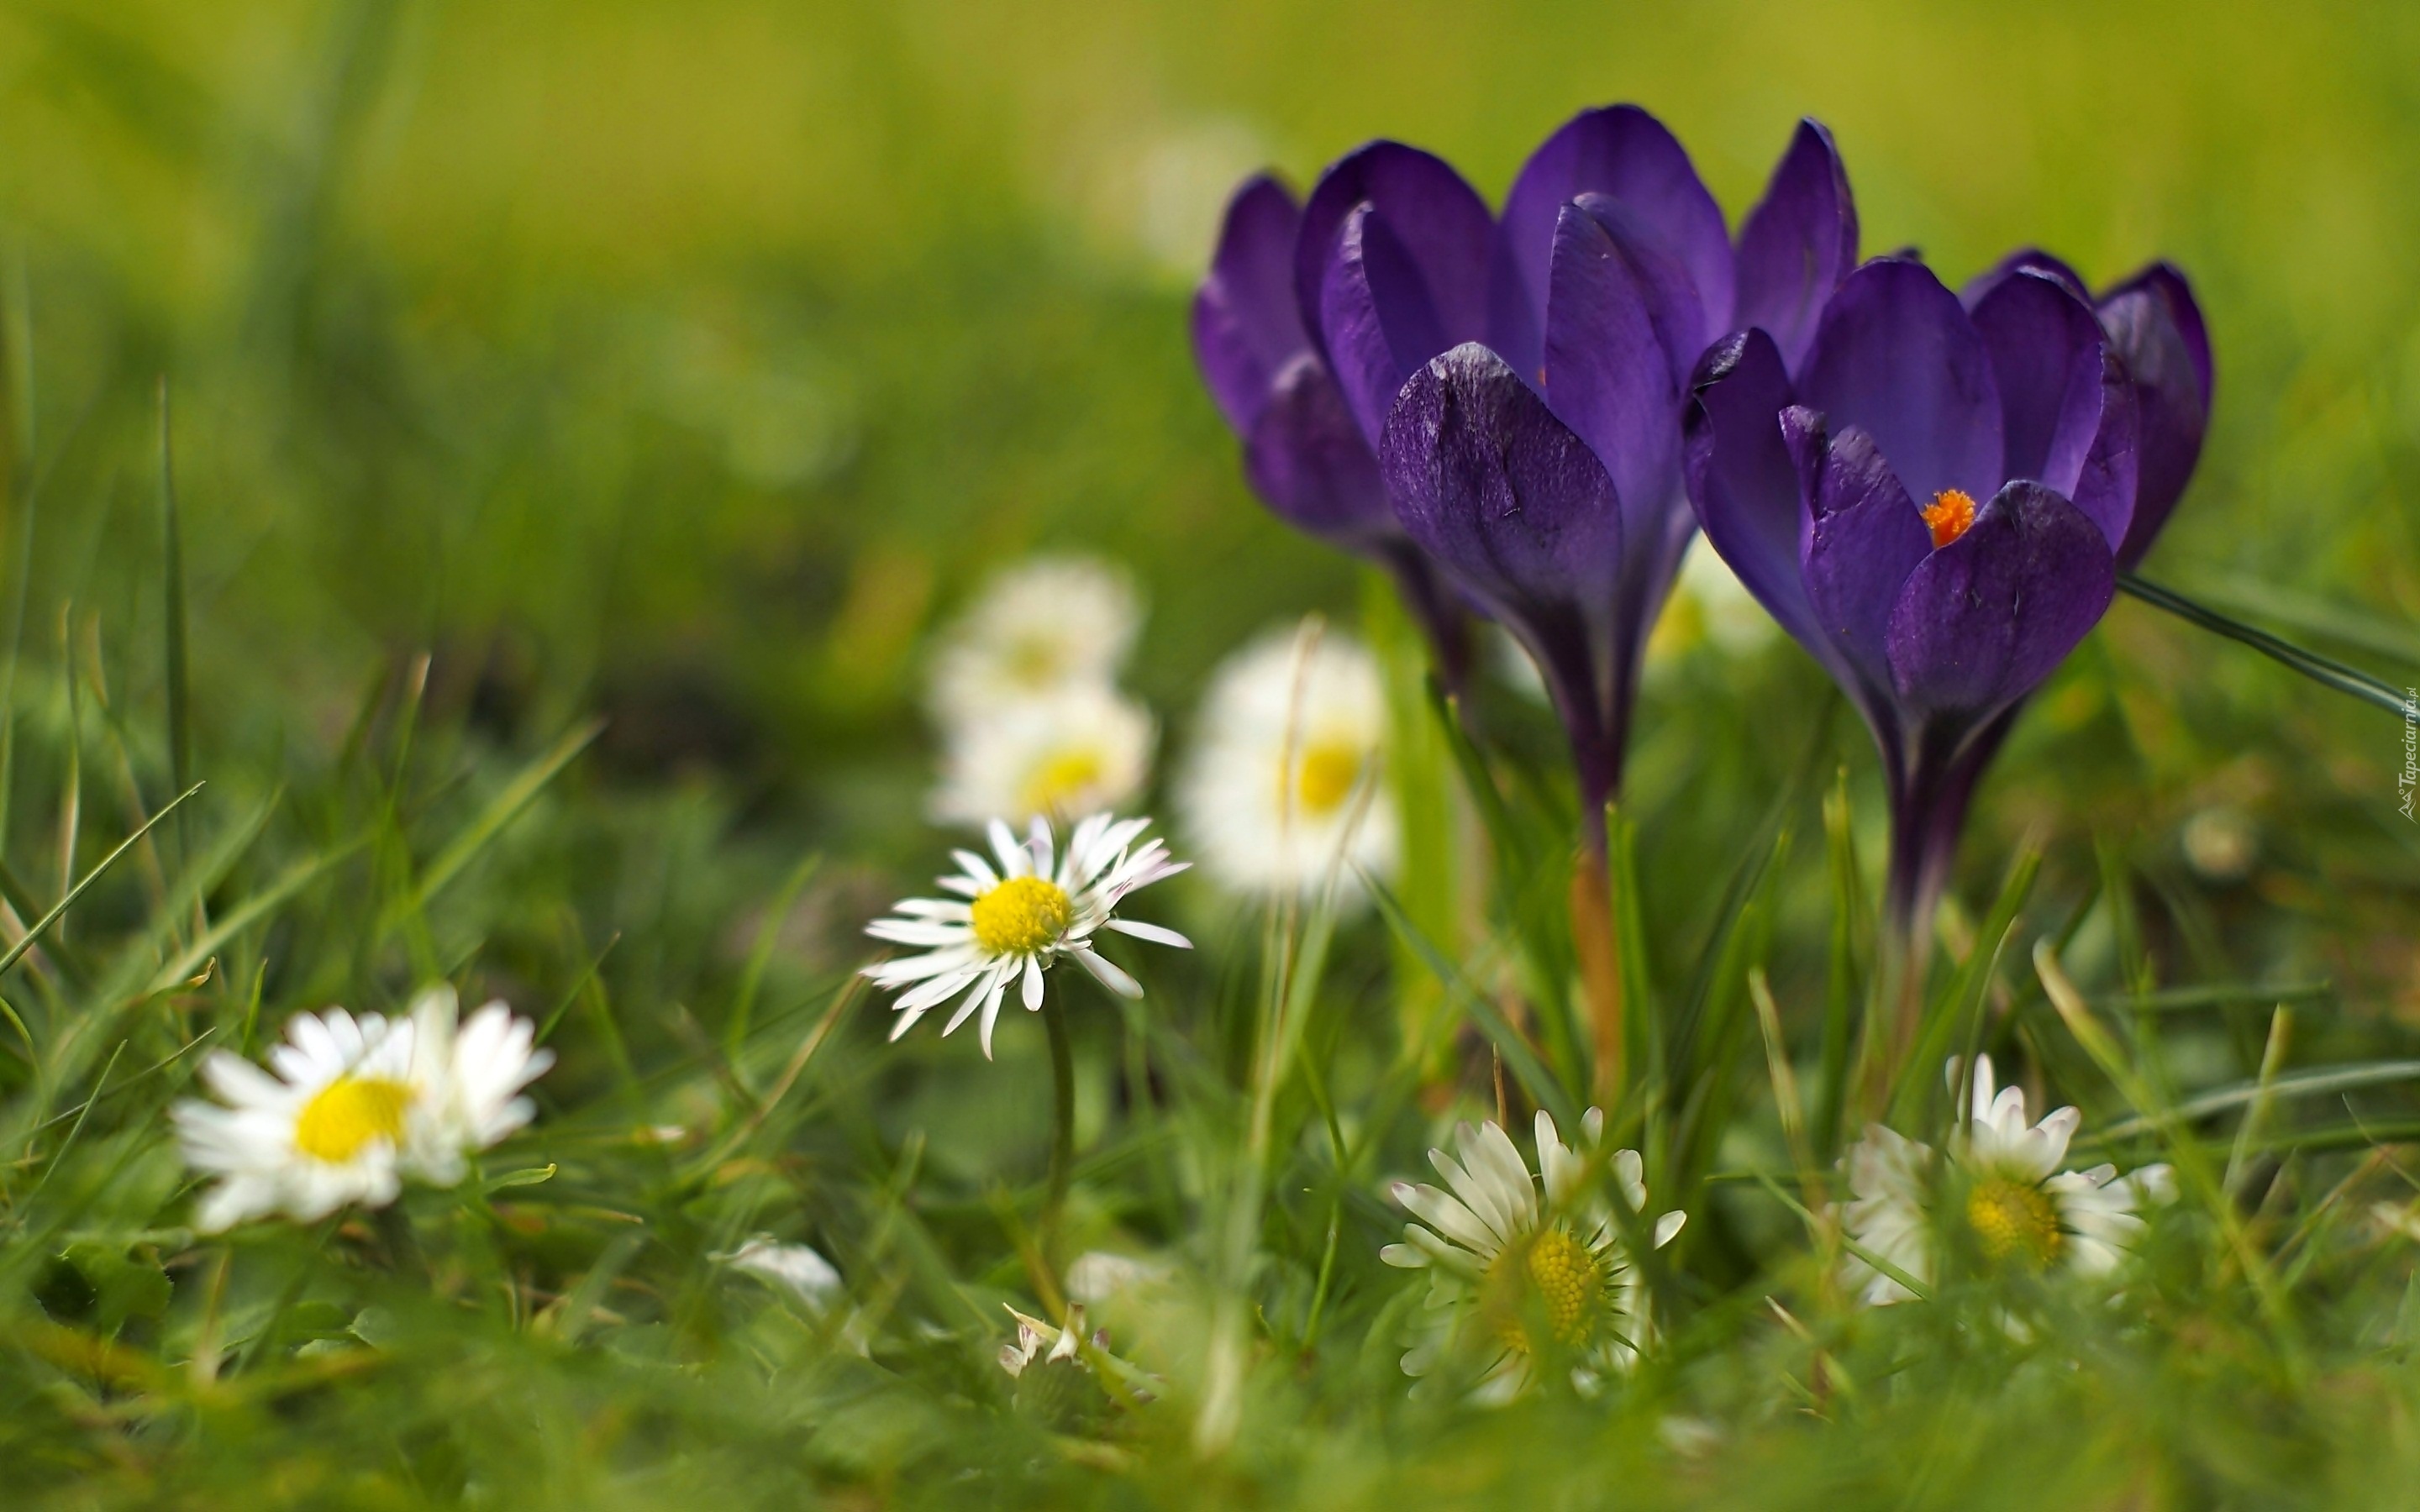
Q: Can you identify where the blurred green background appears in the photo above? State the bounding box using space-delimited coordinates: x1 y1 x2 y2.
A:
0 0 2414 994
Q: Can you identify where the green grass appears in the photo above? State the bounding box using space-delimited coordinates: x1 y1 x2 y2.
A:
0 0 2414 1505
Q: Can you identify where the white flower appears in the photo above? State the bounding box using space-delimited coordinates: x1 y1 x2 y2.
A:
718 1236 844 1309
1176 626 1397 900
1066 1249 1171 1304
403 986 554 1185
928 556 1141 725
173 990 553 1233
998 1303 1097 1378
175 1009 423 1231
862 813 1190 1057
930 684 1155 828
1381 1109 1685 1399
1839 1055 2175 1305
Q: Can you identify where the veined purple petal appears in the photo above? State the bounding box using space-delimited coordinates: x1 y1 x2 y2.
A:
1967 269 2112 498
1732 118 1860 378
1802 424 1933 699
1318 204 1450 448
1684 330 1824 651
1294 142 1491 370
2066 352 2141 555
1542 201 1681 535
1488 104 1732 382
2097 262 2212 567
1961 247 2089 307
1800 258 2004 507
1381 343 1624 613
1192 175 1307 433
1568 193 1710 390
1884 481 2115 719
1242 354 1396 545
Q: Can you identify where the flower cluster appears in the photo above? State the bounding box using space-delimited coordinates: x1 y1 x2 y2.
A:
928 557 1155 827
1837 1057 2175 1305
174 986 552 1232
1196 105 2210 906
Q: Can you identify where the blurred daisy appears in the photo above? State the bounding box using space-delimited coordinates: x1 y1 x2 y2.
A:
862 813 1189 1057
403 986 554 1184
175 1009 422 1231
174 990 553 1232
928 556 1141 725
1177 627 1397 900
718 1236 844 1310
930 684 1154 827
1381 1109 1685 1400
1839 1055 2175 1305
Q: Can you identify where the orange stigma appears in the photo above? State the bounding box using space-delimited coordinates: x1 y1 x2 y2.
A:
1922 489 1978 549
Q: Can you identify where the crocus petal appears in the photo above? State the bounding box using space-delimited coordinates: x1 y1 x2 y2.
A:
1967 268 2111 499
1731 118 1859 377
1799 258 2004 507
1800 423 1933 701
1684 330 1828 654
1884 480 2116 720
1321 203 1455 448
1192 175 1309 434
1542 201 1682 536
2097 262 2212 567
1488 104 1733 381
1242 354 1397 544
1293 141 1491 374
1382 343 1624 614
1961 247 2089 307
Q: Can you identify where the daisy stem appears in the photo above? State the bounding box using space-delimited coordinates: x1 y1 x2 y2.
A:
1040 992 1076 1272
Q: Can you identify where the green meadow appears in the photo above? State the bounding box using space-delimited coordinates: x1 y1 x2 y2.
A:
0 0 2415 1504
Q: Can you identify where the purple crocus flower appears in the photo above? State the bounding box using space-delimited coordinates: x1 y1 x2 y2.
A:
1286 108 1860 848
1685 244 2210 949
1192 175 1475 685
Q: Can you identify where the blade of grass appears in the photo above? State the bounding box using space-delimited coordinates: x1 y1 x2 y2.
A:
2120 571 2410 717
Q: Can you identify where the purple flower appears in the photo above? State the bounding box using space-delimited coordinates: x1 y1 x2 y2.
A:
1276 109 1859 843
1192 175 1474 685
1686 244 2210 936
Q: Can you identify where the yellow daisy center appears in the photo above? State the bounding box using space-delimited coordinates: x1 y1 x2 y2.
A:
970 875 1074 957
1293 739 1365 817
1019 747 1103 816
1966 1173 2065 1268
293 1075 413 1164
1480 1224 1606 1356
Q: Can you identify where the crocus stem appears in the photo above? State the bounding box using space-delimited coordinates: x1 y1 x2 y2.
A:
1570 844 1624 1104
1040 992 1076 1270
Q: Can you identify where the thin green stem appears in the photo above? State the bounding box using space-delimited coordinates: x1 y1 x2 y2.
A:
2119 572 2409 716
1040 991 1076 1272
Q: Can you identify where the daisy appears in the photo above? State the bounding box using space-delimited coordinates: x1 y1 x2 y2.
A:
173 990 553 1232
862 813 1190 1057
402 985 555 1185
174 1008 423 1231
928 556 1141 725
1381 1109 1686 1400
1176 626 1397 900
929 684 1155 828
1839 1055 2175 1305
717 1235 844 1310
